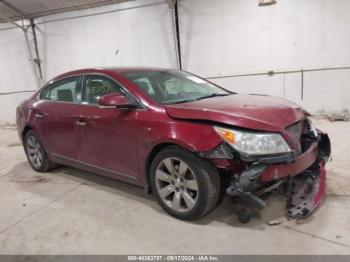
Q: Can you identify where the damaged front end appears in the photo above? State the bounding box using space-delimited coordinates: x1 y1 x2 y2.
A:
203 119 331 223
286 133 330 219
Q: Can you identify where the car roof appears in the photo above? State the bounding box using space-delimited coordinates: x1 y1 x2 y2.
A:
52 67 175 81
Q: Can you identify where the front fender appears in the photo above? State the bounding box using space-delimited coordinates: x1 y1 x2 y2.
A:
146 121 223 153
137 120 223 185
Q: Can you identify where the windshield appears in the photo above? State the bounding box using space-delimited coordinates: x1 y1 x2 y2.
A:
122 70 232 104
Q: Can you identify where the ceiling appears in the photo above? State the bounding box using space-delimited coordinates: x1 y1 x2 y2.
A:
0 0 135 23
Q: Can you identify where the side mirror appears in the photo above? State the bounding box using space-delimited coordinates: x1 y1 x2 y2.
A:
98 93 135 108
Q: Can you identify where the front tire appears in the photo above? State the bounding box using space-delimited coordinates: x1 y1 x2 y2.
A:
24 130 56 172
150 146 221 220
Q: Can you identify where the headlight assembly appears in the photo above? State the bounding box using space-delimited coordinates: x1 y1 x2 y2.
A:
213 126 291 156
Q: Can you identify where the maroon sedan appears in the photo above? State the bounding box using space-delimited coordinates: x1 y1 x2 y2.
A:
16 67 331 222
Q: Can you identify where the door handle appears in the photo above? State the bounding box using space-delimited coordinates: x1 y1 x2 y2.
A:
35 112 45 118
75 119 87 126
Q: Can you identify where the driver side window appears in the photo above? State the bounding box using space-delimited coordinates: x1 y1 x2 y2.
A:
82 75 123 105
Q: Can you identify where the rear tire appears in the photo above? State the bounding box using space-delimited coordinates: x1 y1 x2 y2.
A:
24 130 56 172
150 146 221 220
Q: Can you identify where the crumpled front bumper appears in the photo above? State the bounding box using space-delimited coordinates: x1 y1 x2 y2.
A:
276 133 330 219
286 159 326 218
225 132 331 220
261 139 319 182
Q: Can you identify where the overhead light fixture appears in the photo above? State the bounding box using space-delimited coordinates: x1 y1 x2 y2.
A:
259 0 277 6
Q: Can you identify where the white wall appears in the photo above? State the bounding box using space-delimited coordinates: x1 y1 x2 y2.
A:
36 0 177 81
179 0 350 113
0 24 37 124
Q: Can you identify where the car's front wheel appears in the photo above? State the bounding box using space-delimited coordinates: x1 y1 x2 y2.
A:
150 146 221 220
24 130 56 172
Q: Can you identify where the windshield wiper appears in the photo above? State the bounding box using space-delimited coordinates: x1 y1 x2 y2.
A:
163 93 231 105
163 98 197 105
195 93 230 101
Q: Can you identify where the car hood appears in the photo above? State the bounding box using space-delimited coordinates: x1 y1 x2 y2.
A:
164 94 308 132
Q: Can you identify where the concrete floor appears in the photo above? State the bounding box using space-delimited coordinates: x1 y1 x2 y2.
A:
0 119 349 255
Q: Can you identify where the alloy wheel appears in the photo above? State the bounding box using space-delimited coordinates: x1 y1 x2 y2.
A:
26 134 43 169
155 157 198 212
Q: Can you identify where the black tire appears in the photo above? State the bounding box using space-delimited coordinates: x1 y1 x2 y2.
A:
24 130 56 172
150 146 221 220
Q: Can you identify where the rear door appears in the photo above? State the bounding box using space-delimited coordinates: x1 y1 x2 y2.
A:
73 74 140 179
34 76 81 159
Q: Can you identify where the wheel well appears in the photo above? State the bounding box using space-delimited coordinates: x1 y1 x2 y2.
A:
22 126 32 141
144 143 223 196
145 143 181 191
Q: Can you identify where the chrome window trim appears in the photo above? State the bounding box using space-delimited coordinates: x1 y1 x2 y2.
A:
37 72 146 110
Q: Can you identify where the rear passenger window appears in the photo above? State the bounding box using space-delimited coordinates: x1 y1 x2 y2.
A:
40 77 79 102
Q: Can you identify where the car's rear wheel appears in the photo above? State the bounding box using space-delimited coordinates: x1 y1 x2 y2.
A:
150 146 220 220
24 130 56 172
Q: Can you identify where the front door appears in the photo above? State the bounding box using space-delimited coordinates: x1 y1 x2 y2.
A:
74 75 140 179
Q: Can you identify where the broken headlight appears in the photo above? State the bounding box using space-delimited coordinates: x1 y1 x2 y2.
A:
213 126 291 156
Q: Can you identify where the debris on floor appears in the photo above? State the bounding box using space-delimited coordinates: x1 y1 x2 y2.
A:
268 216 288 226
328 114 349 122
